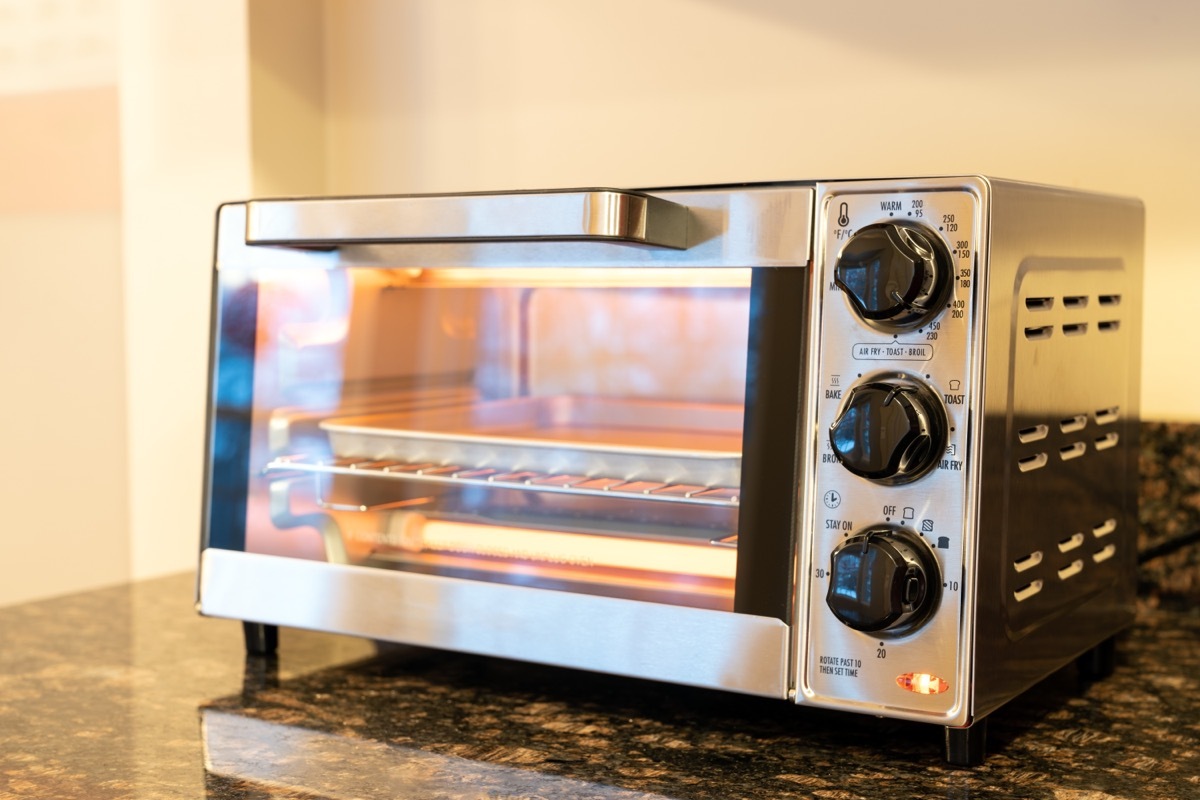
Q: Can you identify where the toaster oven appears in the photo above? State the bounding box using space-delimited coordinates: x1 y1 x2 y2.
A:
198 176 1143 764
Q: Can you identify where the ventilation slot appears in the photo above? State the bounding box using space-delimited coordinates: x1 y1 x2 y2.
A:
1062 295 1089 309
1057 532 1086 553
1014 580 1044 602
1018 452 1048 473
1062 322 1088 336
1024 325 1053 340
1095 407 1120 425
1098 294 1122 307
1017 424 1049 443
1092 518 1118 538
1057 559 1084 580
1058 442 1086 461
1025 297 1054 311
1013 550 1044 573
1059 414 1087 434
1098 320 1120 333
1093 544 1117 564
1094 432 1119 451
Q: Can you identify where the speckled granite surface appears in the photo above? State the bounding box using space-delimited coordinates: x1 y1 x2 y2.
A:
1 423 1197 800
1139 422 1200 599
1 573 1197 800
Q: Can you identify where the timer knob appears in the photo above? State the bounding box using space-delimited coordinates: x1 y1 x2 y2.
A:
834 222 952 330
827 528 941 633
829 378 948 484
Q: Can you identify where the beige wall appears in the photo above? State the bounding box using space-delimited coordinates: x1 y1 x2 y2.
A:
0 0 126 606
0 1 252 606
119 0 253 584
0 88 129 600
249 0 327 197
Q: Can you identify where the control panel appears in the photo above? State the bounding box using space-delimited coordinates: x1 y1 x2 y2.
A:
800 181 981 724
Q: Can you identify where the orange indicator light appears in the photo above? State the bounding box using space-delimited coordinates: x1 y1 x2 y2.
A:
896 672 949 695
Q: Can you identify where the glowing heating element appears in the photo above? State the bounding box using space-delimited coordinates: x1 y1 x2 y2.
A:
896 672 950 695
399 267 752 289
387 514 737 580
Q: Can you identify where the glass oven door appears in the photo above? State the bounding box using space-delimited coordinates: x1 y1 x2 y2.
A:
203 187 811 621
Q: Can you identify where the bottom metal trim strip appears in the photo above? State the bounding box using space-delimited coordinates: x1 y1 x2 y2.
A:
198 549 790 698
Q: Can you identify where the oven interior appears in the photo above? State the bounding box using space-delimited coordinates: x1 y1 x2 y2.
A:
235 265 754 610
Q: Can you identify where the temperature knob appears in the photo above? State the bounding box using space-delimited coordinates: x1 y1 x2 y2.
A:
834 221 952 330
829 378 947 484
827 527 940 634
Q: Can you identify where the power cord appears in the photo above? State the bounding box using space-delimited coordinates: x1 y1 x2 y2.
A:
1138 528 1200 565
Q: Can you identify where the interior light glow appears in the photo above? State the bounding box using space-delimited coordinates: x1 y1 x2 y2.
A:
896 672 950 695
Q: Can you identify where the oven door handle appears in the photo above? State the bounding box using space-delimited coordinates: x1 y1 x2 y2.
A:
244 189 691 250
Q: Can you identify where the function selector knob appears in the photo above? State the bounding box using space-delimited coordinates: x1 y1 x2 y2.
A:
826 527 941 634
829 378 948 484
833 221 953 330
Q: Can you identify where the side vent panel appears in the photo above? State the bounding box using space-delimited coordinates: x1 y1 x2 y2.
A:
1005 266 1132 638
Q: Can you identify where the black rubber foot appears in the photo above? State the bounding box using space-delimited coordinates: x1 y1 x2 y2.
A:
243 621 279 657
944 717 988 766
1077 634 1117 681
242 653 280 695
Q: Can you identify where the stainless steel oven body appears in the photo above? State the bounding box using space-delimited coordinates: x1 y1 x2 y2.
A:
199 177 1143 762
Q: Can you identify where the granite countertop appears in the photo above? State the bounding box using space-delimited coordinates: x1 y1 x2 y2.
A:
1 423 1197 800
0 573 1197 800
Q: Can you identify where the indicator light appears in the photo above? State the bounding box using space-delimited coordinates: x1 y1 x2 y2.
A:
897 672 949 695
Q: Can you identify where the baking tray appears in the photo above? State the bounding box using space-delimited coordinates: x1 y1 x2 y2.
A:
319 395 743 487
